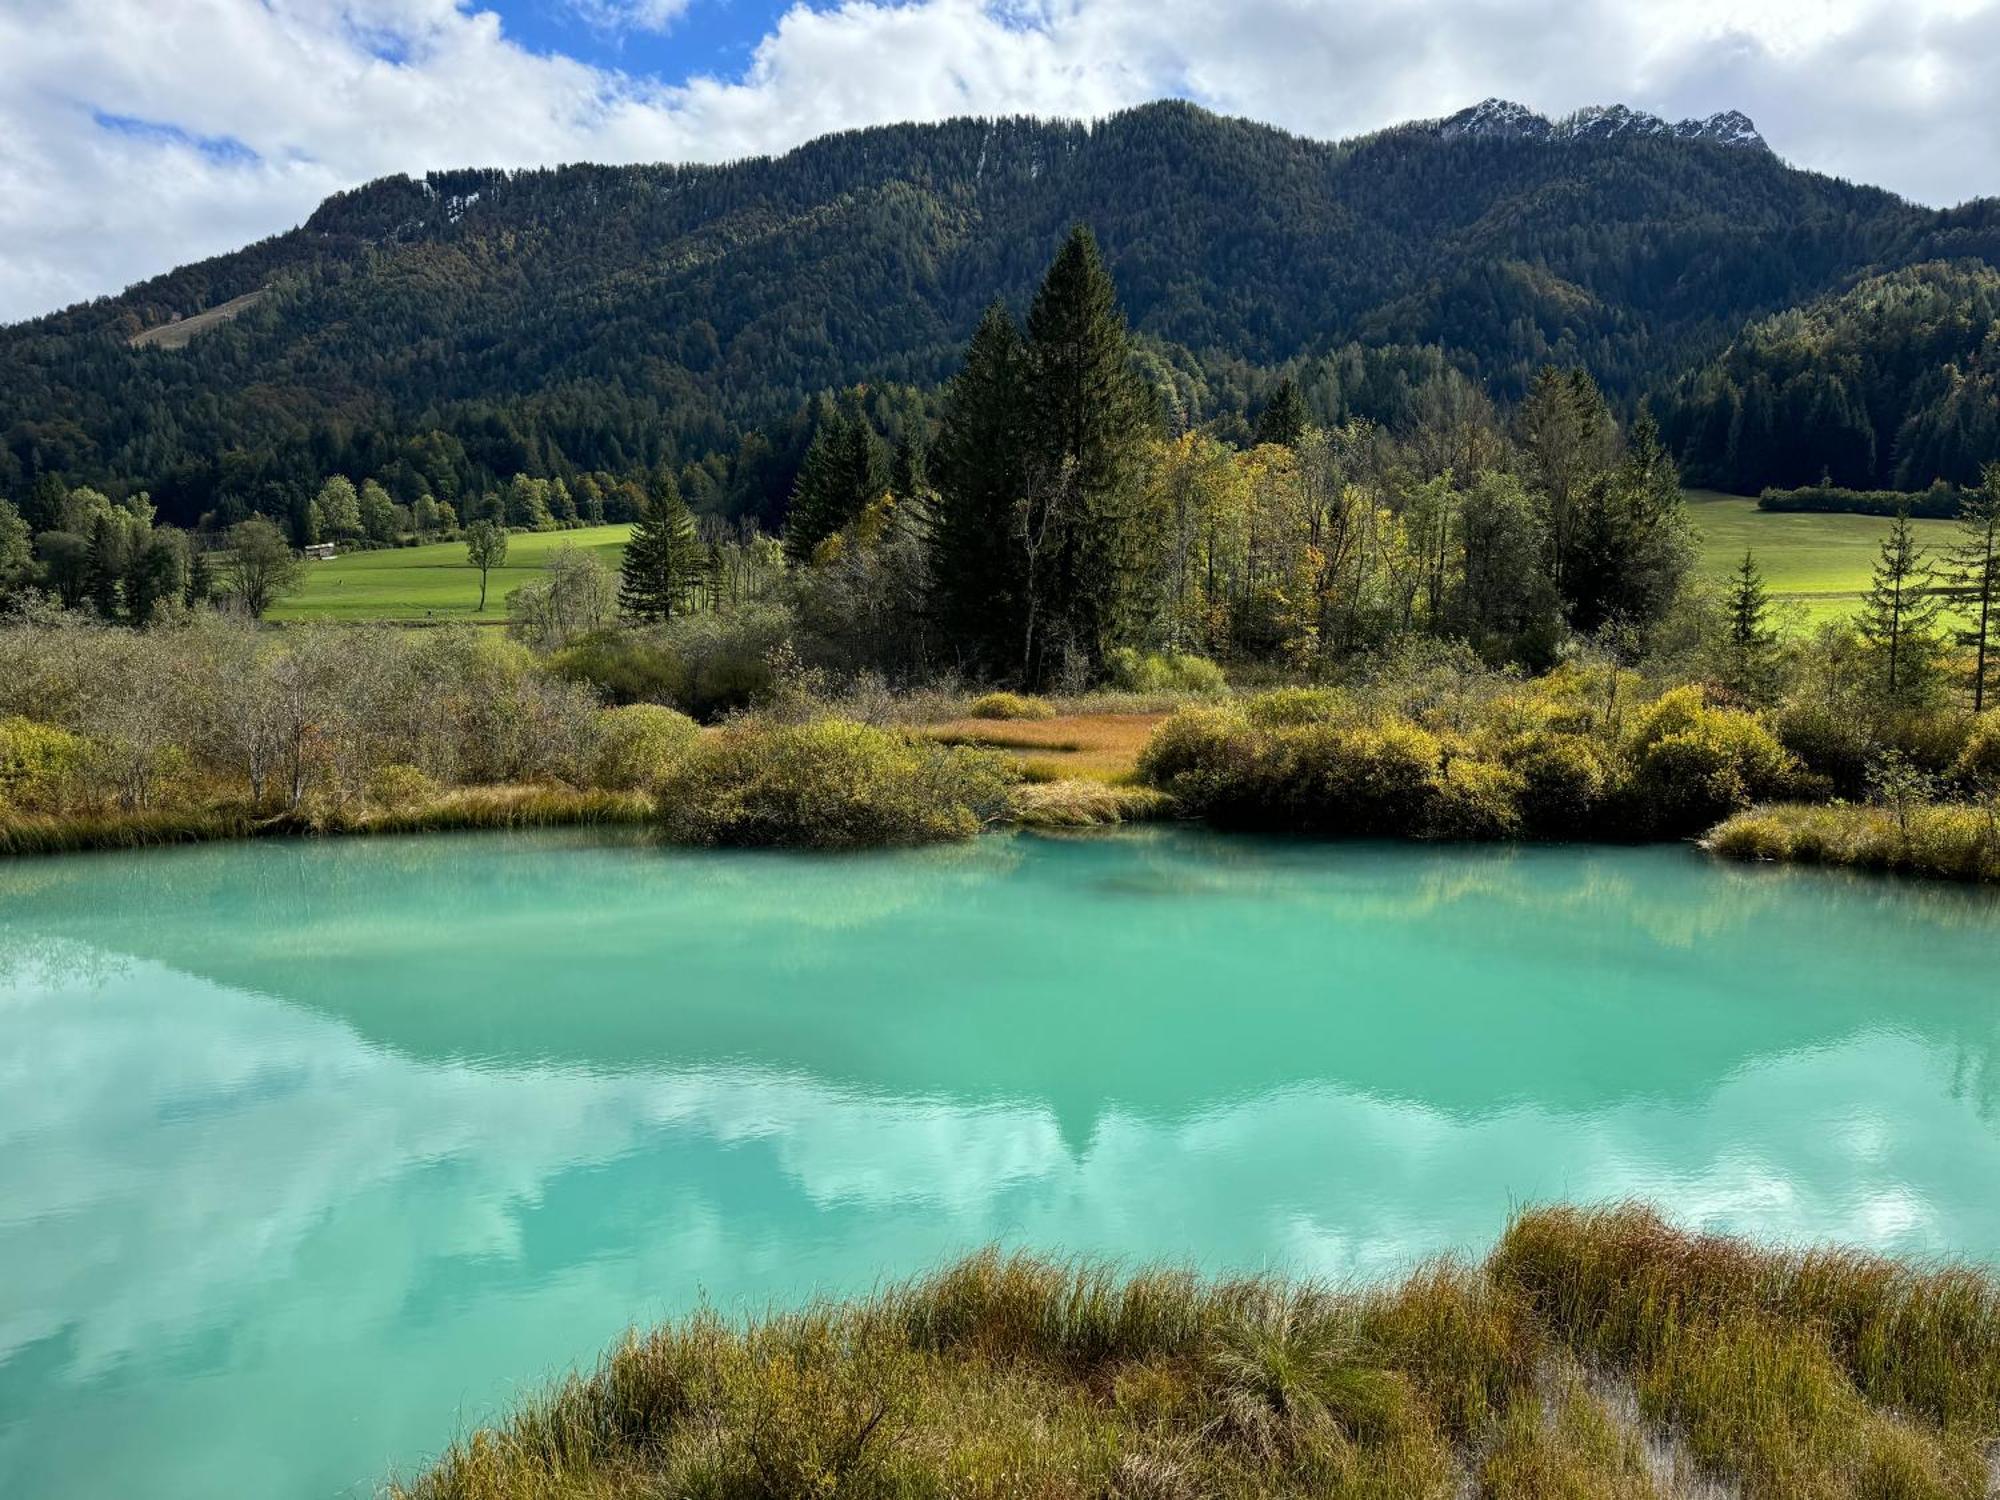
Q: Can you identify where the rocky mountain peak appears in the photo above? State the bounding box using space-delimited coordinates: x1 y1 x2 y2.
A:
1432 99 1767 153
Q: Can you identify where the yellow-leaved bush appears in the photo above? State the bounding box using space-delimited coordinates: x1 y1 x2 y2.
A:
1140 682 1805 842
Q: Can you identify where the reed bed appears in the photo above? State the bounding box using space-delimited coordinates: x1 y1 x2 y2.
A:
1708 802 2000 884
390 1204 2000 1500
1007 779 1175 829
0 787 655 857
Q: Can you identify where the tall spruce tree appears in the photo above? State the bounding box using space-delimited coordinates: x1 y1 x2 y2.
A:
620 470 704 623
1723 550 1778 699
1946 463 2000 711
85 512 123 620
932 304 1031 673
1252 377 1308 447
1517 367 1618 609
784 400 883 567
1858 509 1945 705
1019 224 1156 683
889 433 929 503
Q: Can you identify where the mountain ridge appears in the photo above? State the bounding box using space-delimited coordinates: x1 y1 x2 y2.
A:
1432 97 1768 152
2 97 1996 523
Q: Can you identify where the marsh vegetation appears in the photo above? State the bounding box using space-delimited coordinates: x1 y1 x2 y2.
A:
394 1205 2000 1500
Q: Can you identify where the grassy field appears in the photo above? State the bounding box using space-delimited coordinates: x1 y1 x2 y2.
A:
267 524 633 622
1687 490 1957 626
269 499 1945 629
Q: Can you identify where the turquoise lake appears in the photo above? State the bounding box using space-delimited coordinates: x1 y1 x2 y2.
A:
0 829 1996 1497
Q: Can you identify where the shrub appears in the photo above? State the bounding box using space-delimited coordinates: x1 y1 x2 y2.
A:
1952 714 2000 790
588 704 700 791
656 717 1018 848
658 604 793 719
551 607 795 720
1104 647 1226 694
1427 758 1524 840
1500 732 1609 839
1625 687 1799 836
967 691 1055 721
0 716 92 813
364 762 440 811
1134 704 1259 816
1140 708 1501 837
1243 686 1347 728
1288 719 1446 834
1774 698 1875 797
548 628 682 706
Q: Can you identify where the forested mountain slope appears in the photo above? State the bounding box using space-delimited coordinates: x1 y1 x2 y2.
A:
4 98 1997 526
1660 260 2000 492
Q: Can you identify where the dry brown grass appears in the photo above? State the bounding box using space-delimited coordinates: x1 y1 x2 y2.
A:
926 712 1167 782
392 1205 2000 1500
127 289 267 348
1007 779 1174 829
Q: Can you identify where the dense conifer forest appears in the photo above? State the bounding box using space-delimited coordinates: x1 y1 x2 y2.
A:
1660 262 2000 493
3 99 1997 532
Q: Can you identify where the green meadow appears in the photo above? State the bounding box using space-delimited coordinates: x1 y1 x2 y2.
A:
1685 490 1957 626
267 524 634 622
265 500 1957 628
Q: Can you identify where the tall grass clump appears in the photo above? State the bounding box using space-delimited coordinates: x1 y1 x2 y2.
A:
392 1206 2000 1500
966 690 1056 721
1006 779 1172 829
656 717 1017 848
1708 802 2000 883
1104 647 1227 696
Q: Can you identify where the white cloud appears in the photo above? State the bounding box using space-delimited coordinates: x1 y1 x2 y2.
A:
564 0 693 33
0 0 1995 324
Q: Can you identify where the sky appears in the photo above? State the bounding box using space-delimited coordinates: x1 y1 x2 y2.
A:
1 0 1996 325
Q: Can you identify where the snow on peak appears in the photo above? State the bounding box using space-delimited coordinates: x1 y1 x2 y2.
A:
1438 98 1554 141
1430 100 1767 153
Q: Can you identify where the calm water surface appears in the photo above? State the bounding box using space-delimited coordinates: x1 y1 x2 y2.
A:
1 829 1996 1497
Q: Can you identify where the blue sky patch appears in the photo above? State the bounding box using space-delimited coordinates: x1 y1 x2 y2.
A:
494 0 795 85
92 110 262 166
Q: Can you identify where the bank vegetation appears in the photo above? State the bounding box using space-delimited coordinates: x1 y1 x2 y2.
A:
392 1204 2000 1500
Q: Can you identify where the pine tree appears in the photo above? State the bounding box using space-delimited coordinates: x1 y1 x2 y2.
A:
932 303 1030 673
620 470 704 623
784 402 883 566
289 495 321 550
185 547 215 608
1252 377 1308 447
86 513 123 619
1517 367 1618 608
889 433 928 502
1020 224 1156 683
1858 509 1945 705
1722 550 1778 699
1946 463 2000 711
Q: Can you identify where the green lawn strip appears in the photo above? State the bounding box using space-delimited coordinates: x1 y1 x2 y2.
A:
1687 490 1961 627
268 524 634 621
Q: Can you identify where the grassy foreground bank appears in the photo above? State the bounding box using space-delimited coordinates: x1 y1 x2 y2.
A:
394 1204 2000 1500
1708 802 2000 884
